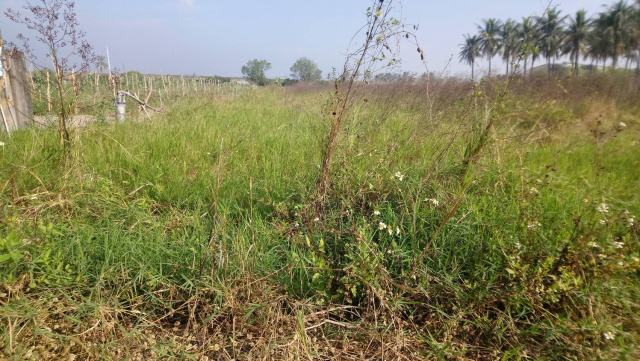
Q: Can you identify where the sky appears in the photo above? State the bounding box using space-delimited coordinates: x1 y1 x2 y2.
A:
0 0 612 78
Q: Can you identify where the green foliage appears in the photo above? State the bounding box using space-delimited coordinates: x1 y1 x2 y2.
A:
289 57 323 82
241 59 272 86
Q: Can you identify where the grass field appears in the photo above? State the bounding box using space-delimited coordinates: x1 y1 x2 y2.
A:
1 75 639 360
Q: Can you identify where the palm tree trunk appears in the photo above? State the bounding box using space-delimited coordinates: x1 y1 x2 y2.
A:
531 57 536 76
625 56 630 72
524 57 528 77
488 56 492 78
471 61 475 80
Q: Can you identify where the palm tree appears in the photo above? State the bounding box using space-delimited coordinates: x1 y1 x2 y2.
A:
564 10 590 75
459 34 482 80
501 19 520 75
519 17 539 77
539 7 566 77
590 12 614 71
478 18 503 77
95 55 107 73
607 1 634 68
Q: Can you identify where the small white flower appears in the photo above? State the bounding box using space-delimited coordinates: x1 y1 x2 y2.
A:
395 171 404 181
369 183 374 190
599 219 606 225
530 187 539 194
424 198 439 206
396 227 401 235
598 254 607 259
387 228 394 236
628 216 635 227
583 198 589 203
515 242 522 250
387 249 393 254
527 221 542 229
618 261 624 266
0 141 5 146
294 222 299 228
373 210 381 216
597 203 609 213
588 242 598 248
604 331 615 340
613 241 624 249
619 122 627 128
378 222 387 230
313 217 320 222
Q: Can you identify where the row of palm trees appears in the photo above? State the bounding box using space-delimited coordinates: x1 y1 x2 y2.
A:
459 0 640 79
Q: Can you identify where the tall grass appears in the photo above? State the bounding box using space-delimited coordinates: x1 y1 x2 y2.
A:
1 75 639 359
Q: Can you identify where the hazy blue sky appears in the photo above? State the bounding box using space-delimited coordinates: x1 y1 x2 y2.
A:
0 0 611 78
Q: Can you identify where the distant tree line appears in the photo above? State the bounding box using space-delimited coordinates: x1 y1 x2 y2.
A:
241 57 324 86
459 0 640 79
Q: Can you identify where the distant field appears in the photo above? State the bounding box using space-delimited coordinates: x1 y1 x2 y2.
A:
1 75 639 360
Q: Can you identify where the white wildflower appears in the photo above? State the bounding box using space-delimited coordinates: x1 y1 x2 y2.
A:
530 187 539 194
313 217 319 222
588 242 598 248
378 222 387 230
619 122 627 128
599 219 606 225
527 221 542 229
369 183 374 190
395 171 403 181
515 242 522 250
424 198 439 206
374 210 381 216
597 203 609 213
613 241 624 249
598 254 607 259
604 331 615 340
396 226 401 235
618 261 624 266
583 198 589 203
0 141 5 146
387 228 394 236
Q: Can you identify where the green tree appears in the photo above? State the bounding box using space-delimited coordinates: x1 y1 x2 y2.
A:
241 59 271 86
290 57 322 82
539 7 566 77
477 18 502 77
519 16 540 77
459 34 482 80
564 10 590 74
607 0 634 68
501 19 520 75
